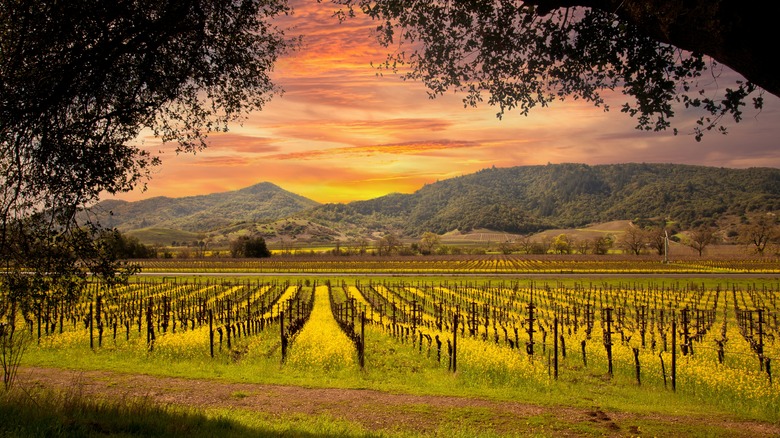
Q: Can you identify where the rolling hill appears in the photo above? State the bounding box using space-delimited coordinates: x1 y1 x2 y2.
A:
89 182 320 232
92 163 780 244
303 163 780 236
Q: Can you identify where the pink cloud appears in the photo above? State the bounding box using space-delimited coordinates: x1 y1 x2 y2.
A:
204 133 280 154
266 139 479 160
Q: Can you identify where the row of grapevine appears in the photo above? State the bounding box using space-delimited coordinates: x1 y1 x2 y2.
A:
19 277 778 414
134 256 780 274
343 280 777 394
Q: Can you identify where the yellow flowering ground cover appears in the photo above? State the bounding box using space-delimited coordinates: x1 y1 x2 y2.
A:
285 285 357 371
17 276 780 425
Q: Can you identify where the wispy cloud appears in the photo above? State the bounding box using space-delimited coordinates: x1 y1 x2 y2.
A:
266 139 479 160
204 133 280 154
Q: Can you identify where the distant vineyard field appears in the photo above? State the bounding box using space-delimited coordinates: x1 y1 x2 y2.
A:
132 254 780 274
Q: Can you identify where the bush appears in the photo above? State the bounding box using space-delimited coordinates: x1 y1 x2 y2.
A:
230 236 271 258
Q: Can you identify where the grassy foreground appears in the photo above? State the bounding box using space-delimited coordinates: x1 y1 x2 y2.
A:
0 386 370 438
7 364 779 438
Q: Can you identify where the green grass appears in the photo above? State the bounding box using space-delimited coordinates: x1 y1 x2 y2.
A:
0 387 377 438
0 384 766 438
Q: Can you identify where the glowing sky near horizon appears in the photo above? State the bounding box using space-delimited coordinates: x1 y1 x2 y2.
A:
118 0 780 204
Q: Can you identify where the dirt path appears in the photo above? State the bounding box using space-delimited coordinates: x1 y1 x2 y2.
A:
16 366 780 437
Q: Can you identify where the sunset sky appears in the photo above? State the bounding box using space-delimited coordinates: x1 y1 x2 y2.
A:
119 1 780 204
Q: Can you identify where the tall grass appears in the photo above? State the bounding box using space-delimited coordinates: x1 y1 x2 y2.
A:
0 384 378 437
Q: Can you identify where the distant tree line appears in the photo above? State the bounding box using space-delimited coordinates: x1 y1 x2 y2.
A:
120 213 780 259
360 213 780 258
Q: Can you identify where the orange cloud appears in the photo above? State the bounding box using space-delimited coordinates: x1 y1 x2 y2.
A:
266 139 479 160
204 133 280 154
339 118 452 132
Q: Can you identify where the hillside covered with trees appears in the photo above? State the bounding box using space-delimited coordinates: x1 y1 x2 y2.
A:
94 163 780 242
91 182 319 232
305 163 780 236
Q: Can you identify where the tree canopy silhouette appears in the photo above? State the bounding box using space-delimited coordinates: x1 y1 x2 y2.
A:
331 0 771 140
0 0 292 370
1 1 291 216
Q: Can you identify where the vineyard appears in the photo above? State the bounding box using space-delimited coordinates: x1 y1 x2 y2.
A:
21 275 780 425
132 254 780 274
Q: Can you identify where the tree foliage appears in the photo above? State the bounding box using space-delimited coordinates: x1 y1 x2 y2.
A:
230 236 271 258
551 233 572 254
418 231 441 255
592 235 614 255
738 214 779 255
1 0 291 387
620 224 647 255
332 0 768 140
376 232 402 256
1 0 290 267
1 1 291 218
99 230 157 259
684 225 716 256
645 225 670 256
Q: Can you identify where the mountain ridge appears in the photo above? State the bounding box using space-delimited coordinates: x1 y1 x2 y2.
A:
93 163 780 243
90 182 320 232
303 163 780 235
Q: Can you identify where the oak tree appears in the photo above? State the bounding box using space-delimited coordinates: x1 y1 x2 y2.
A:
1 0 290 266
645 225 672 257
739 214 779 255
230 236 272 258
592 235 614 255
377 232 403 256
620 225 647 255
551 233 572 254
332 0 771 140
0 0 292 387
684 225 716 256
419 231 442 255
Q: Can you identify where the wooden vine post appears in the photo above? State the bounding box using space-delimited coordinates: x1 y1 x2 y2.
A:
672 310 677 392
526 301 536 356
757 309 765 372
469 302 477 337
146 297 155 351
581 339 587 367
280 310 286 362
209 309 214 358
359 311 365 369
681 307 691 356
633 347 641 385
89 301 94 350
411 300 417 334
226 298 232 350
96 294 103 348
452 310 459 373
553 316 559 380
603 307 613 377
639 305 647 347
